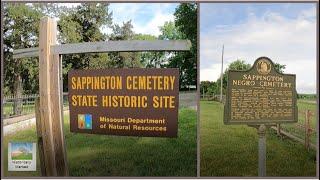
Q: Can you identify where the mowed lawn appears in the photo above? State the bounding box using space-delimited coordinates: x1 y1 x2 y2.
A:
200 101 317 177
4 108 197 177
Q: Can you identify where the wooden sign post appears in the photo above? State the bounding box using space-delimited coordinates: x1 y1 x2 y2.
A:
12 16 191 176
224 57 298 176
38 17 68 176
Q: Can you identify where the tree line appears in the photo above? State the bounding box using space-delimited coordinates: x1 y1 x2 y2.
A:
200 59 286 97
3 3 197 97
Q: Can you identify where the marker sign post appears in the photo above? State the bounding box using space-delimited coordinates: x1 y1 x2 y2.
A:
224 57 298 176
68 68 179 137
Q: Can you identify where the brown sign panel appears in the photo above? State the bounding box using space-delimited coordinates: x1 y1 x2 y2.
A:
224 57 298 125
68 68 179 137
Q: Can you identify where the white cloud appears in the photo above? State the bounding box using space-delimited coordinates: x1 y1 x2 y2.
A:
200 7 317 94
109 4 176 36
58 3 80 8
134 12 174 36
200 64 222 83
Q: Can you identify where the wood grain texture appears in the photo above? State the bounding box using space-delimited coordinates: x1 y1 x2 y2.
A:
38 17 68 176
52 40 192 54
13 40 191 58
35 98 46 176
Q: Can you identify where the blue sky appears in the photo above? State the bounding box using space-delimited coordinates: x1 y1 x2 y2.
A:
11 142 33 152
201 3 315 31
109 3 178 36
61 3 178 36
200 3 317 94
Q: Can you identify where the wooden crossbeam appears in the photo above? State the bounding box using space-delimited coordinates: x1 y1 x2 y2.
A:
13 47 39 59
13 40 191 59
53 40 191 54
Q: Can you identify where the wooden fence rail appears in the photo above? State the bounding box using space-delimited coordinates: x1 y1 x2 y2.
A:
200 94 226 103
272 109 316 151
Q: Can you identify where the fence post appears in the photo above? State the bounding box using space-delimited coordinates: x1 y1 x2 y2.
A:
38 17 68 176
276 124 281 136
304 110 310 151
307 110 311 151
13 75 23 115
202 88 204 100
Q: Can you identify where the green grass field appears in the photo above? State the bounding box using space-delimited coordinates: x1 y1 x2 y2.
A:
200 101 317 177
4 108 197 177
12 153 33 160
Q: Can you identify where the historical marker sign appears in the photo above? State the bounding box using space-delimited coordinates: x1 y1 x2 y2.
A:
68 68 179 137
224 57 298 124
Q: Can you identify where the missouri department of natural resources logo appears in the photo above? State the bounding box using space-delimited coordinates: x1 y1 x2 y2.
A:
78 114 92 129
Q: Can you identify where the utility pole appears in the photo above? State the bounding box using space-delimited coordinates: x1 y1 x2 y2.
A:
220 45 224 102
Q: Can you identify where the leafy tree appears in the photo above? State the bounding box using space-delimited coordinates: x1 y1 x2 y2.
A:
160 3 197 90
216 59 286 95
159 21 182 40
200 81 213 94
200 81 218 99
57 3 113 91
274 63 286 73
207 82 218 95
4 2 199 96
218 60 251 94
3 3 46 115
3 4 43 96
3 3 73 96
133 34 163 68
32 3 65 18
175 4 197 90
110 21 134 40
158 21 184 69
108 21 142 68
227 60 251 71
